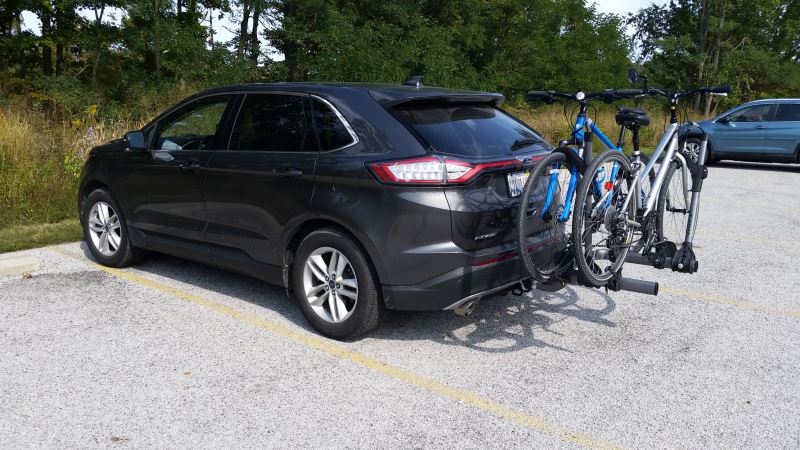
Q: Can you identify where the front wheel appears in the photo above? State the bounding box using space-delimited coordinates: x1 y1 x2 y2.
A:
81 188 146 267
571 151 638 286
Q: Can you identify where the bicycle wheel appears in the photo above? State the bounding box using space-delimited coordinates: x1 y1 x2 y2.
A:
517 151 575 281
657 159 692 245
572 150 638 286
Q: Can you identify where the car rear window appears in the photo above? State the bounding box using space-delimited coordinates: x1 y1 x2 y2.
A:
312 98 356 150
392 103 550 157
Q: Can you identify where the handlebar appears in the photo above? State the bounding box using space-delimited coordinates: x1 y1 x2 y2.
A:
526 88 644 104
526 85 732 104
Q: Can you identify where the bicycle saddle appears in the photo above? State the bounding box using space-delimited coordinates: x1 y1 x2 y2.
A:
615 107 650 127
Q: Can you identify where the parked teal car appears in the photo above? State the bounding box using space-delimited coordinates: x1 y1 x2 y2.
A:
686 99 800 164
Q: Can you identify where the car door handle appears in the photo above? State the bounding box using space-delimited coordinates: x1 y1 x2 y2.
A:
274 167 303 177
754 125 766 130
179 159 202 172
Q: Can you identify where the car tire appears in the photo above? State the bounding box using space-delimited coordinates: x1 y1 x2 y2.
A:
81 188 146 267
292 227 383 339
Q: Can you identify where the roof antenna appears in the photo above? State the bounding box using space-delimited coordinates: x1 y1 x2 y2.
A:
402 75 423 88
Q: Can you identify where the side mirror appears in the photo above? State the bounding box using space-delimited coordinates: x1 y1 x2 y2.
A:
717 116 731 125
627 68 639 84
124 131 147 150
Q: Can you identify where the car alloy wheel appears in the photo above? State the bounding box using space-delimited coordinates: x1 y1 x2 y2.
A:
302 247 359 323
87 201 122 256
683 140 701 163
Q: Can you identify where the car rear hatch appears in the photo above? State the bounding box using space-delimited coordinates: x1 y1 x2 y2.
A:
388 99 553 252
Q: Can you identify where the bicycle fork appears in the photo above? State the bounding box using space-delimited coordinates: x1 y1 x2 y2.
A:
672 134 709 273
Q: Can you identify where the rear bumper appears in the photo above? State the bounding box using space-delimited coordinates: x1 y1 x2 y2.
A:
381 232 552 311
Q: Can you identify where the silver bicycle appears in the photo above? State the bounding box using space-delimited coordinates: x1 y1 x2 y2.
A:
570 80 731 286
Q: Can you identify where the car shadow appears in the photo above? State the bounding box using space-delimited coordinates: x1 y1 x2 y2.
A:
713 161 800 173
78 242 616 353
372 286 616 354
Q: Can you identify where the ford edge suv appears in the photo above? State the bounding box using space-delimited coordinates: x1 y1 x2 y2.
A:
78 82 555 339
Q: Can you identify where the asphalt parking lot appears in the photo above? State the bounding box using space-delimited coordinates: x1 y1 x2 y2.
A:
1 161 799 449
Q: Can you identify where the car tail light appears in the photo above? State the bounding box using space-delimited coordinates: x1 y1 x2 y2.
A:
369 156 521 185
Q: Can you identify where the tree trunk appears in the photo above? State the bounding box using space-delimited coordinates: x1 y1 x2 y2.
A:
237 2 251 59
694 0 709 111
91 6 105 91
41 6 53 76
704 0 727 116
56 43 64 75
250 3 261 70
153 0 161 78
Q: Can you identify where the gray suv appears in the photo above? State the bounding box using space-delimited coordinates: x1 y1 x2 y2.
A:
78 82 554 339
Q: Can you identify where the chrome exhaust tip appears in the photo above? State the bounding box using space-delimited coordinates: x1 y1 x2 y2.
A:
454 300 479 317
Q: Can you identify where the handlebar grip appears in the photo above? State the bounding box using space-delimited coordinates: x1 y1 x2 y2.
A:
615 89 644 96
710 85 731 94
526 91 555 104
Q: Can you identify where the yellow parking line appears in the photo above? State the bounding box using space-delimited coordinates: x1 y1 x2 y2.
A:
662 287 800 319
48 246 620 450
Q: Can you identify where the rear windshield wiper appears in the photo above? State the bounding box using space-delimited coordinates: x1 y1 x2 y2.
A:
510 137 542 150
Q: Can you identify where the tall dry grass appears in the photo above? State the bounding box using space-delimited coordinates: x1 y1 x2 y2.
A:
506 103 682 151
0 92 702 230
0 102 144 227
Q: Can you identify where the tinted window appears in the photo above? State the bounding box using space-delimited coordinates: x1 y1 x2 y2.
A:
727 104 773 122
775 104 800 121
154 95 232 150
312 99 355 150
229 94 315 152
393 104 550 157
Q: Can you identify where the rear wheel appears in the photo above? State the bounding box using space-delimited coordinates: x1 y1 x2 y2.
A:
517 151 574 281
293 227 382 340
572 150 638 286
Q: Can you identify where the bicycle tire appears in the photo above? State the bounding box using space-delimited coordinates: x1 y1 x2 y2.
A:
517 151 574 282
571 150 638 286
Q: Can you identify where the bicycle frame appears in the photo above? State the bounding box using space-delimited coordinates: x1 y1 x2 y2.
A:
542 106 623 222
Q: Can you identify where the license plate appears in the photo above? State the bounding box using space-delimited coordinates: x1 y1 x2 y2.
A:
507 171 530 197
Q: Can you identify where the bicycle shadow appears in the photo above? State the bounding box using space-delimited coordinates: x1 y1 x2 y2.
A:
76 242 617 353
372 286 616 354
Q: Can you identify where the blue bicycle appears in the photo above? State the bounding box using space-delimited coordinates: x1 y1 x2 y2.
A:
516 88 651 282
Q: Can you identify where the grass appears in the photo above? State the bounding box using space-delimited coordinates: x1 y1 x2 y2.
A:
0 218 82 253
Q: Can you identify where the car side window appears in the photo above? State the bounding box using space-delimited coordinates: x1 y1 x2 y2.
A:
775 104 800 122
312 98 356 150
229 93 316 152
154 95 233 151
726 104 773 123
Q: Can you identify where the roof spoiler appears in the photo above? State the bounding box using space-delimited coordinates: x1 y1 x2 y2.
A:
372 92 505 108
